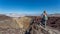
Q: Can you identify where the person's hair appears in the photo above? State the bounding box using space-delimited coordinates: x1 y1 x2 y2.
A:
44 11 46 13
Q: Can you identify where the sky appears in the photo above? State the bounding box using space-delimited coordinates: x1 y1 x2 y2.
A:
0 0 60 14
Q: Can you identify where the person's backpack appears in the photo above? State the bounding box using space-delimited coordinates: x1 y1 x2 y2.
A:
43 15 48 20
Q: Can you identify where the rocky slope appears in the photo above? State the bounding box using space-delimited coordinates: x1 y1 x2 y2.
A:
0 14 60 34
27 16 60 31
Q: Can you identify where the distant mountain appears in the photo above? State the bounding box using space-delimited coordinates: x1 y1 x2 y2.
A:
5 13 26 17
48 13 60 17
5 13 41 17
0 14 12 20
0 13 60 18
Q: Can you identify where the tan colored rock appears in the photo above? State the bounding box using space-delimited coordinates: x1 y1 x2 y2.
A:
13 17 32 29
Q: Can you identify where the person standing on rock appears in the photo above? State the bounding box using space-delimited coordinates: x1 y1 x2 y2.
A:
41 11 48 28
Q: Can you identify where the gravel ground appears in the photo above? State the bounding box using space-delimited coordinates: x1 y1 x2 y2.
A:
0 28 26 34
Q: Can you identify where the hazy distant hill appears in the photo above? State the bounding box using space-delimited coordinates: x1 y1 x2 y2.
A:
0 14 12 20
48 14 60 17
5 13 26 17
4 13 60 17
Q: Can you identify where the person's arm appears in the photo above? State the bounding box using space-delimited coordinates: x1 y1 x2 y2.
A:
41 13 43 18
